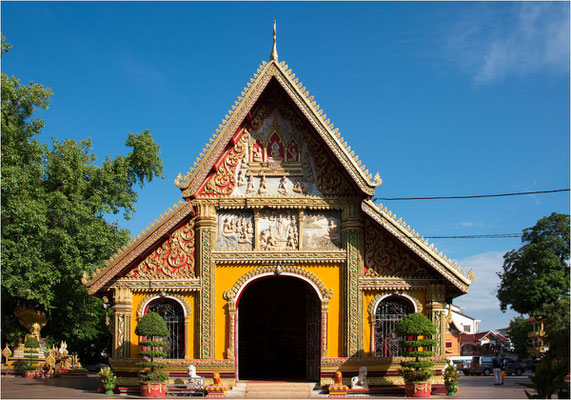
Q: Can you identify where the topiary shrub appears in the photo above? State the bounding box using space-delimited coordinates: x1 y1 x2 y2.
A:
135 312 170 383
22 337 40 372
395 313 438 382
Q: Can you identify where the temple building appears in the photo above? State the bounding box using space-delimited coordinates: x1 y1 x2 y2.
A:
85 28 474 392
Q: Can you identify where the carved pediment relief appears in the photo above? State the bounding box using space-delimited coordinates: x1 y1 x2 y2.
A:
196 83 357 198
364 218 430 278
122 219 196 280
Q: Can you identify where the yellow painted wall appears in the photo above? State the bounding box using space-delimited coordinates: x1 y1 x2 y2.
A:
214 263 343 360
130 292 196 359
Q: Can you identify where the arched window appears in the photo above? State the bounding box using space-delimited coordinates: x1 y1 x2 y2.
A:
374 296 414 357
146 298 185 359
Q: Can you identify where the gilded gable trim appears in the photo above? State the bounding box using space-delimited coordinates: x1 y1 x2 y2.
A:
86 201 194 295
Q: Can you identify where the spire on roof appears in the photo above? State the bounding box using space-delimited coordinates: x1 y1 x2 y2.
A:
270 20 278 62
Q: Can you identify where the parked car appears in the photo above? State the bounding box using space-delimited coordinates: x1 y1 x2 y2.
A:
449 356 473 375
469 356 525 376
522 358 539 372
469 356 494 376
504 358 525 376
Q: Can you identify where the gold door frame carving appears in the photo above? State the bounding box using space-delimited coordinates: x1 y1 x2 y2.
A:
223 265 333 360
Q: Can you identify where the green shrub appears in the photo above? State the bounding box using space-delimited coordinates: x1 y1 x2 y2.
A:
97 366 116 383
22 337 40 372
395 313 438 383
444 363 460 386
135 312 169 383
519 356 569 399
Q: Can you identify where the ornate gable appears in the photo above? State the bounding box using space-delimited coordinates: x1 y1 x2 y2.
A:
174 57 382 199
195 82 356 198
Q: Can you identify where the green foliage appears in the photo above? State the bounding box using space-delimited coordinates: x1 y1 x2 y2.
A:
519 356 569 399
508 316 533 359
395 313 437 382
543 298 570 359
135 312 170 337
444 364 460 385
97 367 116 383
497 213 570 316
395 313 438 337
1 38 164 359
23 337 40 371
136 312 169 383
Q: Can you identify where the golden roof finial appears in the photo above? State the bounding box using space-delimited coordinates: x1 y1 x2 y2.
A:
270 20 278 62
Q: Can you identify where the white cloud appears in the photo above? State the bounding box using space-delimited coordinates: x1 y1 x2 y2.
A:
454 251 520 331
441 3 569 84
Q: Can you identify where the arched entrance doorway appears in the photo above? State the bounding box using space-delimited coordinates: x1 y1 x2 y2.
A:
237 276 320 381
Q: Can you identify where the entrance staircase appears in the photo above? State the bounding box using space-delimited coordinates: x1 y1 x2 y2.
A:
242 381 313 399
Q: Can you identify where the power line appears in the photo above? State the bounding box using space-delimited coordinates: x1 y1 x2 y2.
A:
372 188 570 201
424 233 522 239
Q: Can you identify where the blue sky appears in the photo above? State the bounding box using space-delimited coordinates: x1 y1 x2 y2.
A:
2 1 569 331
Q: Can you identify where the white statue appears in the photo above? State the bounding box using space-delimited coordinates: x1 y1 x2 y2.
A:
351 366 369 389
187 364 200 378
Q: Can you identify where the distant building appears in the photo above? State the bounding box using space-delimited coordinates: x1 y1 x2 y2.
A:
445 305 481 356
527 316 548 355
461 331 510 356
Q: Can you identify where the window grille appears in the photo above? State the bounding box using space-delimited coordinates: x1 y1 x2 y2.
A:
147 299 185 359
374 297 413 357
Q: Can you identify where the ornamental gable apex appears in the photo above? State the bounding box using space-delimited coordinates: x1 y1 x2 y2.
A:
174 58 381 199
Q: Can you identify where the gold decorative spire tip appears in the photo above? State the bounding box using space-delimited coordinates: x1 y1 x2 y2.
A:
270 20 278 62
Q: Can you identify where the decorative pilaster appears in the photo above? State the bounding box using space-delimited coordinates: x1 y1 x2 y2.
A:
321 301 329 357
227 301 237 359
342 204 363 357
298 210 304 250
426 283 446 355
196 201 217 359
253 209 260 250
112 287 132 358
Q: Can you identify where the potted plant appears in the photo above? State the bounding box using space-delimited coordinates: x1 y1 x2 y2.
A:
444 363 460 395
135 311 170 397
97 367 116 394
395 313 438 397
22 337 40 378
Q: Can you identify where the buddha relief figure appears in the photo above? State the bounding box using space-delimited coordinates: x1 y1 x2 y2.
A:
286 216 298 249
237 168 246 186
252 145 263 162
277 176 288 195
246 176 255 194
292 178 303 194
222 218 234 236
324 219 339 241
258 174 268 194
287 141 299 162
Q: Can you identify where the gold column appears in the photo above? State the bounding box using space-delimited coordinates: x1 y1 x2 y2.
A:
341 204 363 357
112 286 132 358
427 283 446 355
321 301 329 357
195 201 217 359
298 210 304 250
227 301 237 359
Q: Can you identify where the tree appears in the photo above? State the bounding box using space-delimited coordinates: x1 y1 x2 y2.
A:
542 298 570 359
497 213 570 316
1 36 165 359
507 316 533 359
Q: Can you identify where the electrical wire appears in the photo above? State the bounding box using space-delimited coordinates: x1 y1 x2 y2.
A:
372 188 570 201
424 233 522 239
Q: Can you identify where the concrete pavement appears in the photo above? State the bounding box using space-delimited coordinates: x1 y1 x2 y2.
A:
1 373 538 399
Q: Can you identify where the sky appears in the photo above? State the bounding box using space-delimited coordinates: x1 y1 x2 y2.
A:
2 1 569 332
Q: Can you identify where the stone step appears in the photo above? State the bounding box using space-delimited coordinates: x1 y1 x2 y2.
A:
245 382 311 398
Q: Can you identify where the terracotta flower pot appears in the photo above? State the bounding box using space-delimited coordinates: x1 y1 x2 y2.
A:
405 381 432 397
140 382 167 397
24 370 36 379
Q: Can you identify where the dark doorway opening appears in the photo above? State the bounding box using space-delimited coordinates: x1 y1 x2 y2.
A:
238 276 320 381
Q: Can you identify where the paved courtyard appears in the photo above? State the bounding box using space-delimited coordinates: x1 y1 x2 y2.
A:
1 373 538 399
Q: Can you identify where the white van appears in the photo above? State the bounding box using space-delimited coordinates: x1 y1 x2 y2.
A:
448 356 473 375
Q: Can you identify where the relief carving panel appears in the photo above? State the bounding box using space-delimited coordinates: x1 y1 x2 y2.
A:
302 211 342 250
216 211 254 251
258 209 299 251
